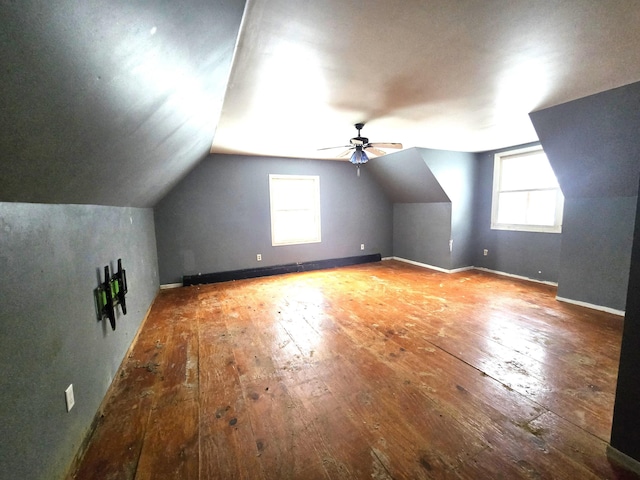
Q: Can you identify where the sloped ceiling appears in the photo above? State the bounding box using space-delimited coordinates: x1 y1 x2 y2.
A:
530 81 640 198
3 1 640 208
368 148 449 203
0 0 245 207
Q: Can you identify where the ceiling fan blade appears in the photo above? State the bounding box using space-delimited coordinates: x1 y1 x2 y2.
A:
337 148 353 158
369 142 403 149
364 147 387 157
318 144 351 151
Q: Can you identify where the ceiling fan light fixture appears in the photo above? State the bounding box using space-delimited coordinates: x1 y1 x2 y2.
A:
350 147 369 165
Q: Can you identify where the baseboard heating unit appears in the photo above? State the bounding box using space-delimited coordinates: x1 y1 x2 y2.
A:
183 253 381 286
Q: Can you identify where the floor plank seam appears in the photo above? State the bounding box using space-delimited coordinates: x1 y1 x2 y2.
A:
196 306 203 480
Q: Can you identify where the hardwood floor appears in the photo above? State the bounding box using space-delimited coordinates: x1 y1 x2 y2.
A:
68 260 638 479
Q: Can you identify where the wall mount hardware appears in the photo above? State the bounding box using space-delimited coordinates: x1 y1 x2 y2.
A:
95 258 128 330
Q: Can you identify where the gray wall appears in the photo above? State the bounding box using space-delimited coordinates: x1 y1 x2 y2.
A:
530 81 640 310
557 196 635 310
0 203 159 480
154 154 393 284
418 148 476 269
393 203 452 269
473 143 563 283
370 148 453 269
369 147 476 270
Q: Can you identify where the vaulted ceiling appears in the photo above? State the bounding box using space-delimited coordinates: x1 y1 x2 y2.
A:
2 1 640 207
213 0 640 158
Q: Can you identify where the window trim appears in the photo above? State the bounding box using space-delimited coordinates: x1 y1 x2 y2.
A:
491 145 564 234
269 174 321 246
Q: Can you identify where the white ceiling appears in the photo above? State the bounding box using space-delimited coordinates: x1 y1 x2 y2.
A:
211 0 640 159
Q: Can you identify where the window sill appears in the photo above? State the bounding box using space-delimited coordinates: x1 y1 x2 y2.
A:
491 224 562 234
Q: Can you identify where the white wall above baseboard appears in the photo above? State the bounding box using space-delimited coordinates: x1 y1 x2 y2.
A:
160 282 183 290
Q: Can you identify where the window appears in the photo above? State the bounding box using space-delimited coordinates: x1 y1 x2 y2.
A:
269 174 321 246
491 146 564 233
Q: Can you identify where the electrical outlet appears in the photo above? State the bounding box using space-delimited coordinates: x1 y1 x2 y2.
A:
483 249 488 256
65 384 75 412
360 244 365 250
256 254 262 261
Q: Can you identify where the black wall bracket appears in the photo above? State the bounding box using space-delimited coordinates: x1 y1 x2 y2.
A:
95 259 128 330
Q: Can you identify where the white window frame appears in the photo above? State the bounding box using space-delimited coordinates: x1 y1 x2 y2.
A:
491 145 564 233
269 174 321 246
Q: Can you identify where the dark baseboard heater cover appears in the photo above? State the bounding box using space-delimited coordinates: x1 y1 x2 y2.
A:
183 253 382 286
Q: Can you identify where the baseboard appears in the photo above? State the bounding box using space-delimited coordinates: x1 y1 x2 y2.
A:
173 257 625 316
389 260 624 316
474 267 559 287
183 253 382 286
391 256 474 274
390 258 556 283
556 296 625 316
607 445 640 475
64 296 157 478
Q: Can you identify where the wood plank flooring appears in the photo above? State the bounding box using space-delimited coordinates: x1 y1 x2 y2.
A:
68 260 639 479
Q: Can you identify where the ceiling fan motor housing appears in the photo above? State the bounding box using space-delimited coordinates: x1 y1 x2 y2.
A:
351 122 368 146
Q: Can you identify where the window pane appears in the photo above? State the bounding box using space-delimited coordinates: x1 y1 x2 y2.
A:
500 152 559 191
271 178 316 210
272 210 318 244
497 191 528 224
526 190 558 226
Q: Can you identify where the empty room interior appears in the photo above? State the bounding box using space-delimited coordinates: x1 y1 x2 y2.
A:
3 1 640 479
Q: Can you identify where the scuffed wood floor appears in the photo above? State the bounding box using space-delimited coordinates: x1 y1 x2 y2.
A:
68 260 638 479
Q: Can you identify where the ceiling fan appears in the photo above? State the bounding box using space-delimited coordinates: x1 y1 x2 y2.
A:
318 123 403 175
